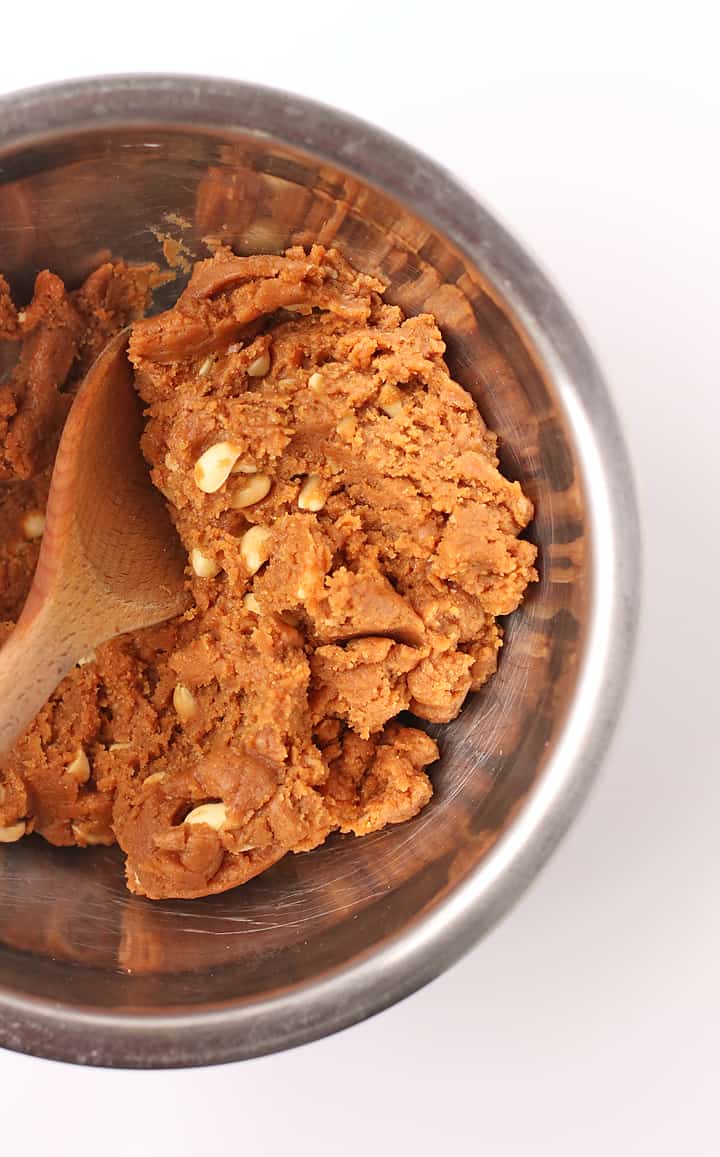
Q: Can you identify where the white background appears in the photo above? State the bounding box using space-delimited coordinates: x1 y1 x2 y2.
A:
1 2 719 1153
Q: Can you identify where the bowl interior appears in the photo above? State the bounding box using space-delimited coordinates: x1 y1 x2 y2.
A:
0 123 586 1028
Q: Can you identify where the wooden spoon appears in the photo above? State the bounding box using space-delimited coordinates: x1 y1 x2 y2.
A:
0 329 188 757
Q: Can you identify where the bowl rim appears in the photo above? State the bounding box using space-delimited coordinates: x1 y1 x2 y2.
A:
0 73 641 1069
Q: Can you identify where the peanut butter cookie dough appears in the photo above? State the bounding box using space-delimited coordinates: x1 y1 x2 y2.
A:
0 245 537 899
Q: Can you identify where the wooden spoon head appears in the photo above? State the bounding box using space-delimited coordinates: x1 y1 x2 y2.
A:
0 331 188 757
24 328 188 639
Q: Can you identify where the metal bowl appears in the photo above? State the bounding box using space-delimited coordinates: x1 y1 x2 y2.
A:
0 75 640 1068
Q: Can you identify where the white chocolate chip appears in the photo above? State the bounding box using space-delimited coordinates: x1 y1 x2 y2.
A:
198 355 215 376
298 474 326 512
336 414 357 439
173 683 197 721
231 472 272 509
240 525 272 574
184 802 227 830
190 548 221 579
22 510 45 539
108 742 131 752
247 350 271 377
308 371 325 393
194 441 242 493
379 384 404 417
16 310 27 324
71 822 107 846
243 592 262 614
0 821 25 843
143 772 166 787
76 650 96 667
66 747 90 784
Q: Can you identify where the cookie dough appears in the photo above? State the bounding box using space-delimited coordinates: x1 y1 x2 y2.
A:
0 245 537 899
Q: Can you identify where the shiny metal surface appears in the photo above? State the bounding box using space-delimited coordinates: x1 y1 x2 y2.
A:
0 75 640 1068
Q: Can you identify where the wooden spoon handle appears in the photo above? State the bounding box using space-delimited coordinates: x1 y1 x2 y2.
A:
0 605 85 758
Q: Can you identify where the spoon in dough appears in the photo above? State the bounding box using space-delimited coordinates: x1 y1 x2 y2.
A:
0 329 188 757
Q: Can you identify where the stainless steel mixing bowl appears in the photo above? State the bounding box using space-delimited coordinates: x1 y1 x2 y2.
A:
0 75 640 1068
